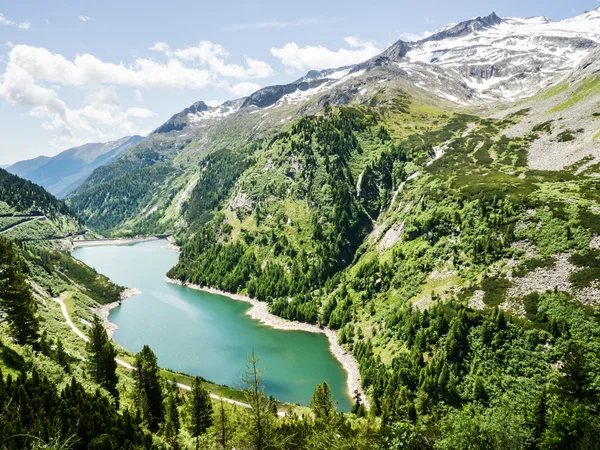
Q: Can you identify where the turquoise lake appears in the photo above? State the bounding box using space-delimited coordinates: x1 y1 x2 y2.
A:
73 239 352 410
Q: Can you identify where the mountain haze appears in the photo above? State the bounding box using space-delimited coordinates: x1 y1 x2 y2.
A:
6 135 144 198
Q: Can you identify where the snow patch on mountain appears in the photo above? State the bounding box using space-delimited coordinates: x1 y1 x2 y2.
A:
405 9 600 102
188 103 240 124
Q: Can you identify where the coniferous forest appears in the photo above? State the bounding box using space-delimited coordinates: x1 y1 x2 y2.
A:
3 6 600 448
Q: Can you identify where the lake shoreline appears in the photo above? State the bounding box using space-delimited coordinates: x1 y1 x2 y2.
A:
96 288 141 339
165 277 369 408
72 236 160 248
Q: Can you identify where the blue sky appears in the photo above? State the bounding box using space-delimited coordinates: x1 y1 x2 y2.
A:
0 0 598 164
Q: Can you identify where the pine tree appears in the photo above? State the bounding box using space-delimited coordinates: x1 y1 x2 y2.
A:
55 338 70 373
242 350 275 450
164 392 181 448
135 345 164 431
214 398 233 450
87 315 118 397
310 381 336 422
187 376 213 448
0 236 39 346
351 389 362 415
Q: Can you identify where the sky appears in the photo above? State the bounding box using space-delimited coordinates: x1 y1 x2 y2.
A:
0 0 598 165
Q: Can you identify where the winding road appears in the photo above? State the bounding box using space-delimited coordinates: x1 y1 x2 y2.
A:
0 215 46 234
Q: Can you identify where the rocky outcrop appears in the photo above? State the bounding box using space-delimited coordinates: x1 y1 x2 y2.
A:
154 101 210 134
241 78 330 109
420 12 502 43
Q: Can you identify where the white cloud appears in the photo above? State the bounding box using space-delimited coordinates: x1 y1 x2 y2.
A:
271 36 381 72
150 41 170 53
399 31 433 42
127 107 154 118
226 82 261 96
227 17 345 31
204 100 223 107
2 45 213 90
134 89 143 104
151 41 274 79
0 13 31 30
0 42 271 147
78 15 92 22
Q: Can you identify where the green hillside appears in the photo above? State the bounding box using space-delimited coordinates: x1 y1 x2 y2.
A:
2 19 600 449
0 168 83 242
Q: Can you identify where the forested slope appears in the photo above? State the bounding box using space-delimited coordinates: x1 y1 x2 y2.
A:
0 168 83 242
167 94 600 446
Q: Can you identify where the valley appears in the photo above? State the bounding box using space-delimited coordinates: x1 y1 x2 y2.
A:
1 5 600 449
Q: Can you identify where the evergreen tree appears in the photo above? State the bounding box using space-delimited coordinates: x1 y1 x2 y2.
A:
55 338 70 373
164 392 181 448
135 345 164 431
214 398 233 450
187 376 213 448
0 236 40 346
310 381 336 422
87 315 118 397
242 350 275 450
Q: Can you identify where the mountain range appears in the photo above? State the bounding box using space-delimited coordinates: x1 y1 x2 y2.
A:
6 135 143 198
2 7 600 448
67 8 600 234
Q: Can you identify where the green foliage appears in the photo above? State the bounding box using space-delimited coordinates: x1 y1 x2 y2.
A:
481 276 511 307
0 236 40 346
187 376 213 439
241 351 277 450
556 129 579 142
310 381 337 422
134 345 164 431
0 368 152 449
532 120 553 134
21 246 122 304
436 404 531 449
184 145 257 226
69 163 176 233
0 168 77 222
87 315 118 397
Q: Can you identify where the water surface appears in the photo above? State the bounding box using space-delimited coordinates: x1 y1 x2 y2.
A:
73 239 351 410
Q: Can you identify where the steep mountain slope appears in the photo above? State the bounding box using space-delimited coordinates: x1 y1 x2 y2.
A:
0 168 83 242
69 8 600 236
7 135 143 198
403 10 600 102
167 99 600 445
500 44 600 170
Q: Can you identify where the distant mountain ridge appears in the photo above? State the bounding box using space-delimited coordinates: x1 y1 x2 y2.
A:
6 135 144 198
68 7 600 235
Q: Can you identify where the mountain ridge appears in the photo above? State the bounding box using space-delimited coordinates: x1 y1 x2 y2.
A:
7 135 144 198
68 7 600 237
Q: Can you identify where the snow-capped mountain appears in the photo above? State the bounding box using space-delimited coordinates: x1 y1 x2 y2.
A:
155 8 600 138
405 10 600 102
70 7 600 242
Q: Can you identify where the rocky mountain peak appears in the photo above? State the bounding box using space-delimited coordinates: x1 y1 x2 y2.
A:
420 12 502 43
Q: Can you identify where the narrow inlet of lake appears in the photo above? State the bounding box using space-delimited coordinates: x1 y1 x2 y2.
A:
73 239 352 410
